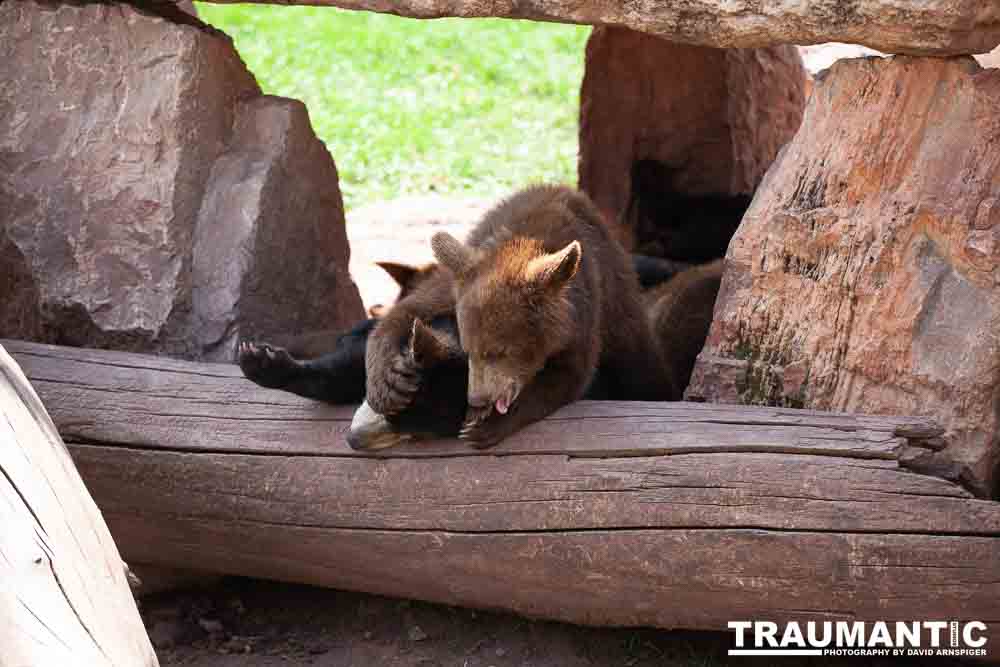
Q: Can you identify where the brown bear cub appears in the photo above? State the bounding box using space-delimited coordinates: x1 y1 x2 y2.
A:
377 184 676 447
644 259 724 394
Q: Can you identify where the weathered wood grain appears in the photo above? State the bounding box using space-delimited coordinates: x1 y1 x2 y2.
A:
70 446 998 535
5 339 999 645
0 344 157 667
103 515 1000 631
6 339 943 459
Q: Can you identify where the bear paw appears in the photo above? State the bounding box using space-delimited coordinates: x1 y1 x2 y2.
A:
366 353 422 416
458 410 512 449
238 341 300 389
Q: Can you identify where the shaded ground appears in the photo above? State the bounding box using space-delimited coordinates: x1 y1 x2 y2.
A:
142 578 963 667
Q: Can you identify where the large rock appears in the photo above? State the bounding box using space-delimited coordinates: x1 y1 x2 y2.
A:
688 56 1000 496
193 96 362 360
579 28 806 254
190 0 1000 56
0 1 362 359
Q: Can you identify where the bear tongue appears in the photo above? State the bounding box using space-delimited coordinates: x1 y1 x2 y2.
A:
495 396 510 414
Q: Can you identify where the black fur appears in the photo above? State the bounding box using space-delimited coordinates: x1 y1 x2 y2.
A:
240 315 469 437
631 254 693 289
630 159 751 263
239 318 376 404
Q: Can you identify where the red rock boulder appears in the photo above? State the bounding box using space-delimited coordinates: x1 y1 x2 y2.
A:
689 56 1000 496
0 1 362 360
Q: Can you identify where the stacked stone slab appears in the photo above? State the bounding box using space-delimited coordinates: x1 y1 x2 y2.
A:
184 0 999 56
688 57 1000 496
0 1 363 360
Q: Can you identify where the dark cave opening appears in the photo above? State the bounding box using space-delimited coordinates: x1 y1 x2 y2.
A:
629 159 753 263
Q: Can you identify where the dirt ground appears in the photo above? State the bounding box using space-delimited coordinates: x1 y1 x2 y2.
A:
141 577 961 667
346 195 489 313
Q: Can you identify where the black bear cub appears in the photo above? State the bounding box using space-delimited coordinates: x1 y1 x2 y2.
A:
239 313 468 450
347 316 467 450
238 259 441 402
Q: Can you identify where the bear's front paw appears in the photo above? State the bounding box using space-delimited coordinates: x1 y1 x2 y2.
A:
367 353 422 416
238 341 300 389
458 410 513 449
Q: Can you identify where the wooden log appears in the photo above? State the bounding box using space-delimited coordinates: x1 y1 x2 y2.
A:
6 339 1000 648
0 344 158 666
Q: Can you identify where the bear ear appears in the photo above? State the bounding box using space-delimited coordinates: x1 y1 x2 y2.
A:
431 232 477 280
525 240 581 291
409 318 455 366
376 261 420 290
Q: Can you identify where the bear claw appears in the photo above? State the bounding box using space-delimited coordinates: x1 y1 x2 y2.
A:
371 353 422 415
238 340 299 389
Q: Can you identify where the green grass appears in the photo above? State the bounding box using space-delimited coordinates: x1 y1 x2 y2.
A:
194 3 589 210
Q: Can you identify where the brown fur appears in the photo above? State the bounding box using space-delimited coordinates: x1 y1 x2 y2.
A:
426 184 676 447
645 259 724 394
368 261 438 318
364 266 460 417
